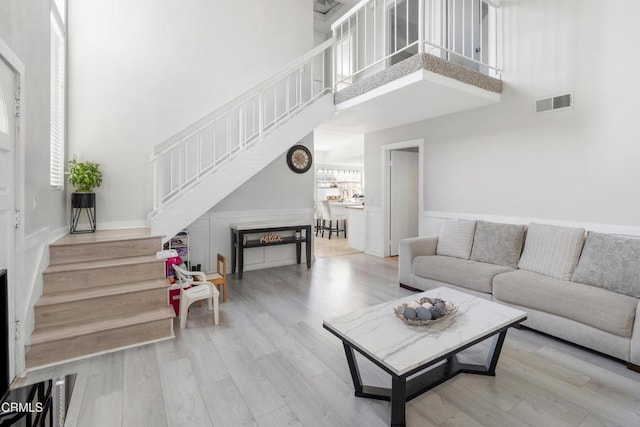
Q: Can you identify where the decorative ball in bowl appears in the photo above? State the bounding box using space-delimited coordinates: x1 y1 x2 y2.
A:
394 297 458 325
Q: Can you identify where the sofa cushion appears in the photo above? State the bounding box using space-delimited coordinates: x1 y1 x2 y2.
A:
413 255 513 294
436 219 477 260
493 270 638 337
572 232 640 298
518 223 585 280
470 221 525 268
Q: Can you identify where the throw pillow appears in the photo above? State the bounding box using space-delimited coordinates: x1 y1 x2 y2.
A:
470 221 526 268
518 223 585 280
436 219 477 260
572 232 640 298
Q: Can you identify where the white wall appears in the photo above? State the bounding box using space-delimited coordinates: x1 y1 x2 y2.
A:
186 135 315 273
364 0 640 254
68 0 314 228
0 0 69 377
0 2 67 235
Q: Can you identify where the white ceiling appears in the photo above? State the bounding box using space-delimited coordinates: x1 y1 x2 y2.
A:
313 0 360 35
313 69 500 166
314 127 364 166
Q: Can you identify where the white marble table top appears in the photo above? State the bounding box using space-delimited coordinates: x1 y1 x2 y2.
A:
323 287 527 376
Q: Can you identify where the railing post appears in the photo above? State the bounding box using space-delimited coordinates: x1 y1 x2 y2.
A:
212 124 217 165
152 159 158 211
332 29 337 91
238 104 246 151
258 91 264 139
419 0 425 53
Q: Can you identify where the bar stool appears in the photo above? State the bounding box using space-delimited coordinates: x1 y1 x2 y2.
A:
319 200 347 239
314 201 323 237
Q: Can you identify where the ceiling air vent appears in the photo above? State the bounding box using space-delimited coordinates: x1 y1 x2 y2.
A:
535 93 572 114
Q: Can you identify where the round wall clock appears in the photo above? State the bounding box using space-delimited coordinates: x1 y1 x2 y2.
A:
286 144 313 174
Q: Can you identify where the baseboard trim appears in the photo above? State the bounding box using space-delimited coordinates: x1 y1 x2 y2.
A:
399 283 421 292
627 362 640 373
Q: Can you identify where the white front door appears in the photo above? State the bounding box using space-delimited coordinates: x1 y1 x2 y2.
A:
389 149 419 256
0 56 17 381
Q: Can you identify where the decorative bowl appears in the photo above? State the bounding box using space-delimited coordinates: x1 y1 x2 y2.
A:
394 297 458 326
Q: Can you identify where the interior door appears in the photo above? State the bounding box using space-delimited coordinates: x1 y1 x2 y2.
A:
0 56 16 381
389 149 419 256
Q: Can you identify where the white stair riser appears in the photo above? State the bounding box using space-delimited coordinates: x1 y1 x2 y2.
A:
50 237 162 265
35 288 168 329
26 319 173 369
43 261 165 293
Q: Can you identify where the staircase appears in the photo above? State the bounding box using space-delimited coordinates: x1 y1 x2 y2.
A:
147 0 503 240
26 229 174 369
148 39 337 240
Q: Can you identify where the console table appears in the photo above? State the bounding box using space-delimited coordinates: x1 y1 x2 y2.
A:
230 221 312 279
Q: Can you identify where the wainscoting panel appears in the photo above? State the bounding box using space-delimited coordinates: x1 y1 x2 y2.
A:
422 211 640 237
364 207 384 257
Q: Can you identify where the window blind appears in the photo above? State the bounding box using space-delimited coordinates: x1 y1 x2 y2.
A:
49 11 65 188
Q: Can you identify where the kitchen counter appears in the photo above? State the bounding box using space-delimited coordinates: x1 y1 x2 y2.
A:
347 206 365 251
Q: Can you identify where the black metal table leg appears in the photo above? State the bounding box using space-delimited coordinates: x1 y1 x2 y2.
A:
391 375 407 427
296 229 302 264
230 229 236 274
305 225 312 268
238 231 244 279
343 343 364 393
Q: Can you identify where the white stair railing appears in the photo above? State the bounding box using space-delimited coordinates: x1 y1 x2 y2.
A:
149 37 335 216
149 0 503 220
332 0 501 90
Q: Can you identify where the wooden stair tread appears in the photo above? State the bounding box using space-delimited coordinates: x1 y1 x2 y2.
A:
36 279 169 306
44 254 162 273
50 228 162 246
30 306 175 345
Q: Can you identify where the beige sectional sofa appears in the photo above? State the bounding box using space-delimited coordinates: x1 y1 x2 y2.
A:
398 220 640 371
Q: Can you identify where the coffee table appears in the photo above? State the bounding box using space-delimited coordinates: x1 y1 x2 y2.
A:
322 287 527 427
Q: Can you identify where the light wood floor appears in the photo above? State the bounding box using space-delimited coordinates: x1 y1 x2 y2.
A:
15 254 640 427
314 234 362 258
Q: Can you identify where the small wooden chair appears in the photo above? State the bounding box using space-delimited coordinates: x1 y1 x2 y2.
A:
205 254 227 303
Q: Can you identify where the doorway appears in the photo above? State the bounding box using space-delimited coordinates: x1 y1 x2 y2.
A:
382 139 423 257
0 38 25 382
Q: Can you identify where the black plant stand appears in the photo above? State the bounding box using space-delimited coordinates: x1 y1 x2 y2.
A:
70 193 96 234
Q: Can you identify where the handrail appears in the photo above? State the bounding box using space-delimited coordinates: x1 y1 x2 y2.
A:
149 38 335 213
331 0 371 31
151 37 336 159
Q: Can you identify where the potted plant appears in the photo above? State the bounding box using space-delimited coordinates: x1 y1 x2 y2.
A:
66 156 103 232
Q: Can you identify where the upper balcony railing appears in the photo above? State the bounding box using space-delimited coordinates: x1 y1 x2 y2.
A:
331 0 501 90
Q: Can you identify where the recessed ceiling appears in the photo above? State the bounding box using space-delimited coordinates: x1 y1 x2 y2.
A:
313 0 341 15
313 0 359 35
